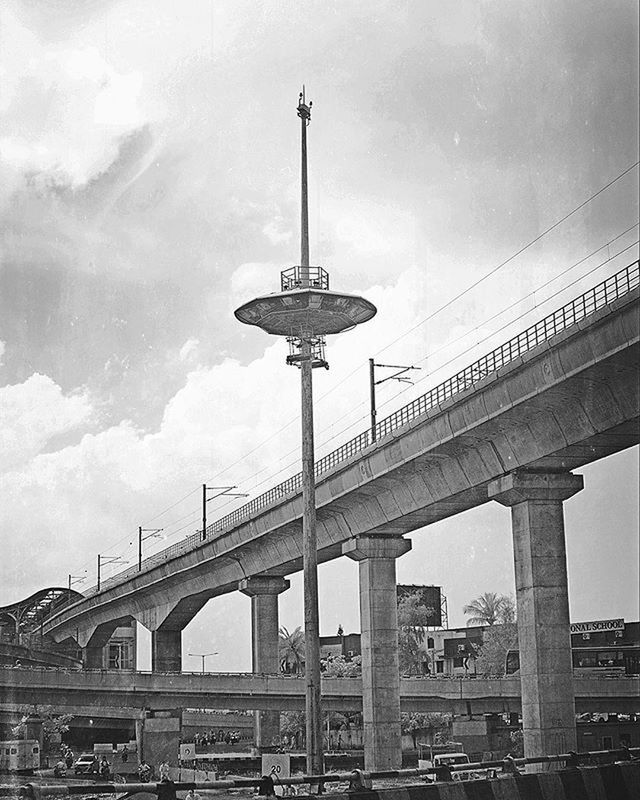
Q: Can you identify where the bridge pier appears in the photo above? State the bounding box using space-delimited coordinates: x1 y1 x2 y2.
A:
490 470 583 767
81 621 126 670
83 645 104 669
343 535 411 772
152 629 182 672
239 575 290 750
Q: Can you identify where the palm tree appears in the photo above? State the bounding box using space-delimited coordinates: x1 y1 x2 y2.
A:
463 592 511 626
279 626 305 674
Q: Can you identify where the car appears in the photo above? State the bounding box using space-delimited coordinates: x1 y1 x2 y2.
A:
74 753 96 774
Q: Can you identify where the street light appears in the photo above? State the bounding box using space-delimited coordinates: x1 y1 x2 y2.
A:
138 527 164 571
369 359 421 442
201 485 248 541
97 554 128 592
188 652 218 673
234 89 377 775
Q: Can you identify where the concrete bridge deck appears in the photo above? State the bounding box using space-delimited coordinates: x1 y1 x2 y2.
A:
1 666 638 715
42 269 639 646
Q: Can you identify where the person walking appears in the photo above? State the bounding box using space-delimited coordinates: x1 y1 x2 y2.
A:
138 760 151 782
99 755 110 780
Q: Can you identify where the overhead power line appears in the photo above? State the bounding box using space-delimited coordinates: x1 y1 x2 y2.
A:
60 165 639 578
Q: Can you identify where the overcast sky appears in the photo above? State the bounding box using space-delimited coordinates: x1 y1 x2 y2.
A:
1 0 638 671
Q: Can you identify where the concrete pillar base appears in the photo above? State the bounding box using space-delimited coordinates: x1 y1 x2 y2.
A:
489 470 583 766
343 535 411 772
240 576 290 750
83 646 103 669
152 629 182 672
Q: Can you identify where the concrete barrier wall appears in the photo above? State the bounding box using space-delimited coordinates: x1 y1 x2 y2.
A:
323 762 640 800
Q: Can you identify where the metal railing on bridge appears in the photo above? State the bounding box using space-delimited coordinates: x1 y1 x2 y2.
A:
88 260 639 596
2 748 639 799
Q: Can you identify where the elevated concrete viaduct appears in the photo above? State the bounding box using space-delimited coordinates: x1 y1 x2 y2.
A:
41 268 640 769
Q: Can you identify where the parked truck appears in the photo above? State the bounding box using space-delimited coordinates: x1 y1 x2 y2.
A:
0 739 40 773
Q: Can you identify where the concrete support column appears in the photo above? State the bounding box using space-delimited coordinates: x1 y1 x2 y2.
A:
343 535 411 771
152 629 182 672
489 470 583 765
83 646 104 669
239 576 290 750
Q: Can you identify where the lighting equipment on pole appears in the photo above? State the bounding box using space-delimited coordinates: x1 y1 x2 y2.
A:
202 485 248 540
369 359 421 442
97 554 128 592
138 527 164 571
188 651 218 673
234 89 377 775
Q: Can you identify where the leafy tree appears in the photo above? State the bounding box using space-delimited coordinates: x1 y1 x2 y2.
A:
12 706 73 754
280 711 305 749
321 654 362 677
397 591 434 674
498 595 516 624
279 626 305 674
473 623 518 676
401 712 452 749
463 592 515 626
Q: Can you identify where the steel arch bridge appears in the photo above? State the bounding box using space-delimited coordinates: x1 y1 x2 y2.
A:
0 587 84 639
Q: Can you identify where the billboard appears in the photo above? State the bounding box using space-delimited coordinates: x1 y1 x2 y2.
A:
397 584 442 627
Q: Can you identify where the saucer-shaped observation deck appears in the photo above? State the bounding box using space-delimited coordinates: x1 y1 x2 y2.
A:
234 266 376 337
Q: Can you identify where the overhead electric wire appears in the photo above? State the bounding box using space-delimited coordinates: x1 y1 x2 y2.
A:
63 164 638 582
194 162 640 493
372 245 639 417
168 239 640 541
376 161 639 357
142 485 200 526
82 231 640 576
197 227 640 502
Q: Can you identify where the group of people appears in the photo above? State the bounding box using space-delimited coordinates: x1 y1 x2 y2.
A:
193 729 242 747
54 750 111 780
90 754 112 779
53 746 73 778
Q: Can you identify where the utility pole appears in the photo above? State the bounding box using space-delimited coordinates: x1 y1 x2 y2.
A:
138 527 163 571
97 554 128 591
188 651 218 673
369 359 421 442
68 572 87 604
201 485 248 540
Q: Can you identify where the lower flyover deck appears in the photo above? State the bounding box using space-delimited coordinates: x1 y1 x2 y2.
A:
1 666 637 715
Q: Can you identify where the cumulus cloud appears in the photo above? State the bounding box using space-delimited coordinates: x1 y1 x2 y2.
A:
0 374 92 471
0 0 637 664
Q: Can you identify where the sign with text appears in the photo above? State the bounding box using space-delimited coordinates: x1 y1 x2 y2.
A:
261 753 290 797
570 618 624 634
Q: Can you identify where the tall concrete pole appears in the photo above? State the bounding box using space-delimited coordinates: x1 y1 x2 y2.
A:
235 94 375 770
301 336 323 774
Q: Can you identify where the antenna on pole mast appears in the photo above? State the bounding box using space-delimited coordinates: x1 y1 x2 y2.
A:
297 86 312 281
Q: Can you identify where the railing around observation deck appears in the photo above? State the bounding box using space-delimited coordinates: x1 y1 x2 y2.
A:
89 260 639 596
